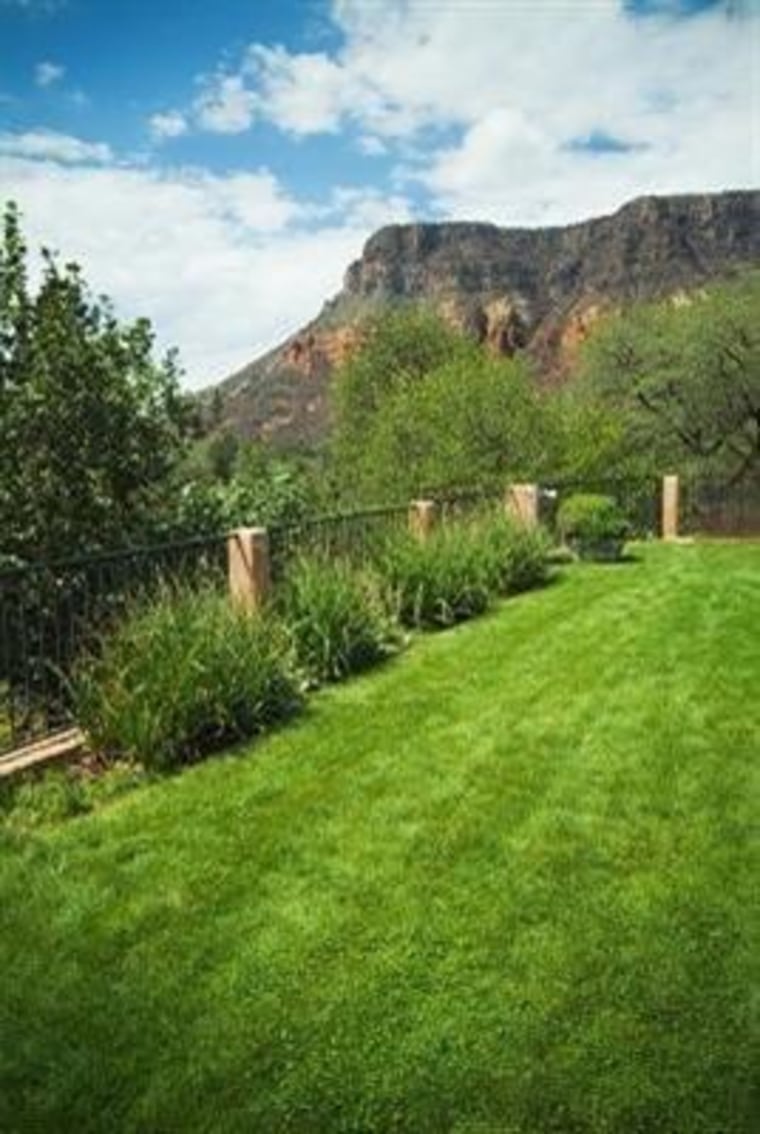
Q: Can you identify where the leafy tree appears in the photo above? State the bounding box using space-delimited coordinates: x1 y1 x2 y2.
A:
330 307 474 496
0 202 189 561
167 437 317 535
581 273 760 484
175 429 241 487
330 307 568 502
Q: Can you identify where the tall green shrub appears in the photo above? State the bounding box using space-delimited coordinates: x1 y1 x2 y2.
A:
0 202 188 562
74 586 300 770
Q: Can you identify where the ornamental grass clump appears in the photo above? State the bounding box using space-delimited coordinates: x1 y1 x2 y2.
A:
376 524 494 630
377 513 550 630
473 513 551 594
74 584 301 771
277 555 402 686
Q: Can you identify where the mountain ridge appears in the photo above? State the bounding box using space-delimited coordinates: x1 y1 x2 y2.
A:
203 189 760 445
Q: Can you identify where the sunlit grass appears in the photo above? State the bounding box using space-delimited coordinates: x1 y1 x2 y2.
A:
1 542 758 1133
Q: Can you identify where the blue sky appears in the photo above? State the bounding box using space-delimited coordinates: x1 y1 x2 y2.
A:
0 0 757 385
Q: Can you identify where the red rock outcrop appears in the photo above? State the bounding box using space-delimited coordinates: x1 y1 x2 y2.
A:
204 189 760 445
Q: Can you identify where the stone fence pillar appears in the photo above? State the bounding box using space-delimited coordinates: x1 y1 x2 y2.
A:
228 527 271 612
505 483 540 528
662 475 680 541
409 499 439 541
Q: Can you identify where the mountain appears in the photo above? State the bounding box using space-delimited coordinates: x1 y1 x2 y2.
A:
202 189 760 445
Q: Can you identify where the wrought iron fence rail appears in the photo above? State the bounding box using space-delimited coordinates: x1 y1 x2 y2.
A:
680 477 760 537
0 533 229 756
0 532 231 582
268 505 410 581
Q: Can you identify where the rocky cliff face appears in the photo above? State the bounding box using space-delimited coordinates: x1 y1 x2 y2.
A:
205 190 760 445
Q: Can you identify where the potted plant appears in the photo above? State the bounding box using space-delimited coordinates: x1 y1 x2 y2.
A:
557 493 629 562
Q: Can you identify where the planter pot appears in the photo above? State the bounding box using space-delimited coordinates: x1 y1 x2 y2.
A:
574 537 625 562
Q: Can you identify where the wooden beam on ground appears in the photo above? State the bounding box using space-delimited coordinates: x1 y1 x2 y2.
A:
0 728 84 779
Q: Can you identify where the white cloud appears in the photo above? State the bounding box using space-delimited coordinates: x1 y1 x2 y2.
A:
202 168 303 231
323 185 412 230
0 153 413 387
148 110 188 140
189 0 756 224
407 5 758 225
194 75 257 134
34 61 65 87
244 45 357 135
357 134 387 156
0 130 112 164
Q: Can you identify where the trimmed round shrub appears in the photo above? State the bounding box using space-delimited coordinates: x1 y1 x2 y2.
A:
557 493 629 561
73 585 301 770
277 556 401 685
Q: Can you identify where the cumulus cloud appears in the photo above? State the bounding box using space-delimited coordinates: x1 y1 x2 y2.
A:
0 130 112 164
34 61 65 87
189 0 756 224
148 110 188 140
401 1 757 223
243 45 358 135
194 75 257 134
0 152 413 387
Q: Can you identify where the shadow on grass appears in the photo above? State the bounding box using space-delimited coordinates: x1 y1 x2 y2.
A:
565 549 644 568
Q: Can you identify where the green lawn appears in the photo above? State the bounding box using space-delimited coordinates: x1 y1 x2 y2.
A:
1 542 758 1133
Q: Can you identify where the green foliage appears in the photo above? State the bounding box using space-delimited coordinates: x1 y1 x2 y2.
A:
165 435 317 536
277 556 402 685
547 384 638 482
377 527 491 628
0 769 90 828
558 493 629 560
332 305 469 439
581 272 760 484
331 307 560 502
474 513 551 593
73 585 301 770
0 762 150 832
0 201 189 560
376 514 548 629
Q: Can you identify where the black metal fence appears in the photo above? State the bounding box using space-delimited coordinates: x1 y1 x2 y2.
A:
681 477 760 537
269 505 410 581
10 473 756 759
538 477 662 540
0 534 227 756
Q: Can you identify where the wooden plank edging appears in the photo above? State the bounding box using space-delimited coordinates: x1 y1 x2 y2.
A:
0 728 84 779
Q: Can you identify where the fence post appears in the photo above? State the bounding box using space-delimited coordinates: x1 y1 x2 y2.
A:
662 475 680 541
409 499 439 541
228 527 271 612
505 483 540 528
